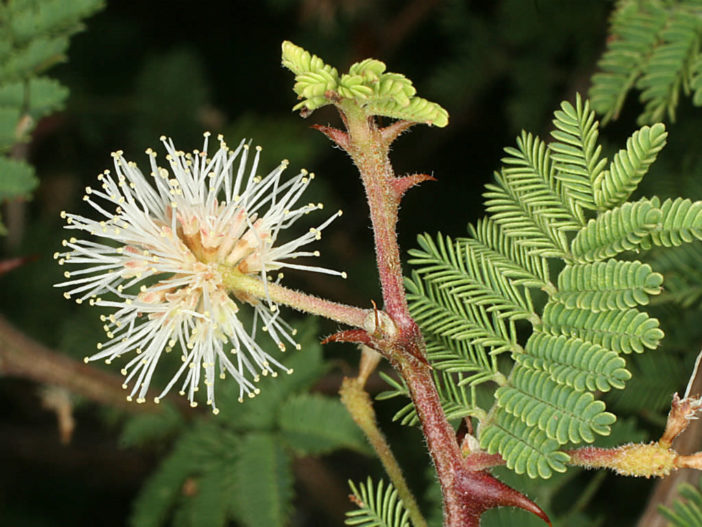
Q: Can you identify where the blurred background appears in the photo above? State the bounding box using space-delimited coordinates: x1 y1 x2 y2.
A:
5 1 702 526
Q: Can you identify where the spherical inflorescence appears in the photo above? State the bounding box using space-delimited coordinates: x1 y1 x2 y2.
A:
55 133 343 413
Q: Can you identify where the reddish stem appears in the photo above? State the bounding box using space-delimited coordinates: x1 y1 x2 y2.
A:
325 102 548 526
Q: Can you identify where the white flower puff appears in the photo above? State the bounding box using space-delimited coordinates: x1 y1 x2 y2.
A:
55 133 344 413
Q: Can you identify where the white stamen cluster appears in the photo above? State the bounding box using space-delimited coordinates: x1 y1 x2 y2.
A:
55 133 344 413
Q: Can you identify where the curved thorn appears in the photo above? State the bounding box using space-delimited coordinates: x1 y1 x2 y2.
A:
391 173 437 199
458 471 551 526
311 124 350 151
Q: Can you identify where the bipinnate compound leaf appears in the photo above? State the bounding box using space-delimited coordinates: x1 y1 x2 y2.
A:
279 393 369 455
231 433 293 527
407 94 699 479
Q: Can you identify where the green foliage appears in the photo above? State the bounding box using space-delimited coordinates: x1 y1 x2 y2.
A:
590 0 702 124
0 156 36 201
281 41 448 127
549 96 605 211
570 199 662 262
648 243 702 307
542 303 664 354
402 94 702 479
128 320 369 527
518 333 631 392
659 479 702 527
345 478 410 527
647 197 702 247
0 0 104 228
231 434 293 527
553 260 663 312
278 393 369 455
593 123 668 209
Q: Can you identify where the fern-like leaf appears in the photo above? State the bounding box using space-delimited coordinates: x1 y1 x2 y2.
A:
496 365 615 444
479 411 569 479
542 302 664 354
593 124 668 209
465 218 553 290
406 94 702 482
570 198 662 262
589 1 668 122
408 233 537 322
637 13 702 123
549 94 605 213
345 478 410 527
646 197 702 247
519 332 631 392
553 260 663 312
406 271 519 354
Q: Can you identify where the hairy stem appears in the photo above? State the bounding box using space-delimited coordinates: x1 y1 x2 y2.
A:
335 103 490 526
339 101 411 322
396 353 475 524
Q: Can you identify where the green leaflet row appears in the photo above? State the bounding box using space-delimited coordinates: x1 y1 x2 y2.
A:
403 93 702 478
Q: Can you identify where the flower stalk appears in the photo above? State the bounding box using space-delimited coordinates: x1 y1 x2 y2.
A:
220 267 368 329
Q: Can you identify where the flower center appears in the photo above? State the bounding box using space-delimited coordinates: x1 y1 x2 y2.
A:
171 205 272 273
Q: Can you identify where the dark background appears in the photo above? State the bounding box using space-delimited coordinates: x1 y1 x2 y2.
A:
4 1 679 526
